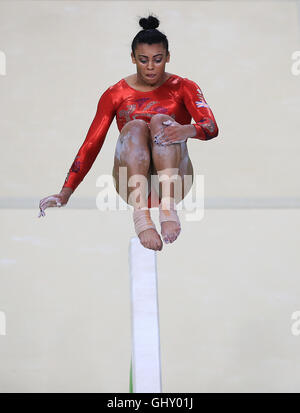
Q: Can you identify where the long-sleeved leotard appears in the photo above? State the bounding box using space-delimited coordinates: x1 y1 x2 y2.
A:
62 74 219 206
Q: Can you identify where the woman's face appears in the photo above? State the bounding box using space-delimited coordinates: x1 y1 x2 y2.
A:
131 42 170 85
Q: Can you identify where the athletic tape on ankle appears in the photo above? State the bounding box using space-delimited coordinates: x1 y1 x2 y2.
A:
133 208 157 236
159 201 181 227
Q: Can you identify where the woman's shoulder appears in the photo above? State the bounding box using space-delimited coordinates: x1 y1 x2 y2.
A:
100 78 127 96
167 73 199 89
180 76 200 86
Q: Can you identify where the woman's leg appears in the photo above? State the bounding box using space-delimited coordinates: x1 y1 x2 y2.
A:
148 114 194 243
112 119 163 251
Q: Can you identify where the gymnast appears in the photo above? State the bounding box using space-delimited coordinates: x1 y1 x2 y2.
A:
38 14 219 251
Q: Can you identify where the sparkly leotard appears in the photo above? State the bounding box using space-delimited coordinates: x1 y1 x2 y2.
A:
62 74 219 207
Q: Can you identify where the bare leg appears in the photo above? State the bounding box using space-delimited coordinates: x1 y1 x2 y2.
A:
148 114 194 243
112 120 163 251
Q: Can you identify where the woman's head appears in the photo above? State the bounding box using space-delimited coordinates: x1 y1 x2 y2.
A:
131 14 170 84
131 15 169 58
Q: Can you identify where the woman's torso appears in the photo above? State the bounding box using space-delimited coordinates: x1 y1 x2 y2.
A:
113 72 193 131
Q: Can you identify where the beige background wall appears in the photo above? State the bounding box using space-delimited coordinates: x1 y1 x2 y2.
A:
1 0 300 392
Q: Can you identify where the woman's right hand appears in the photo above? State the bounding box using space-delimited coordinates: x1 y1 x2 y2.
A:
38 187 73 218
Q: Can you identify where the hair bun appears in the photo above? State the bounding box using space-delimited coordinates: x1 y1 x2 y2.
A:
139 15 159 30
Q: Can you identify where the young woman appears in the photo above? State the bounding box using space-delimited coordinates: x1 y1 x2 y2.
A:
38 14 219 252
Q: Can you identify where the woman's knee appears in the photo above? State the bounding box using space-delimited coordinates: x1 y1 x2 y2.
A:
121 119 150 138
149 113 173 124
149 113 178 128
115 122 151 166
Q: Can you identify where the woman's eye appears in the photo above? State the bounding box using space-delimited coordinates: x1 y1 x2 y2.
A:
140 60 162 64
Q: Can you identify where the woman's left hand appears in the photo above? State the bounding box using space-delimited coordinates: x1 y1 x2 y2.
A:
154 120 190 146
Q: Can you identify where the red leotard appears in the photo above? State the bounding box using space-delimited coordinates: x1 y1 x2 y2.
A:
62 74 219 207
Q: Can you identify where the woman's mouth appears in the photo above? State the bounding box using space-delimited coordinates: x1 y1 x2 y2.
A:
146 74 156 78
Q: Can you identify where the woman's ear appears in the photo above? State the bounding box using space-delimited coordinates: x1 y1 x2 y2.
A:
131 52 136 63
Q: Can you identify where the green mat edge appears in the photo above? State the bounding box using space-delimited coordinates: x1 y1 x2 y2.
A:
129 356 133 393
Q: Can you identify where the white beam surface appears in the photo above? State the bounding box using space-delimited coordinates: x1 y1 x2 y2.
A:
129 236 162 393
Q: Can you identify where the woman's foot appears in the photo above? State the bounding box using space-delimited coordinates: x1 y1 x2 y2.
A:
139 228 163 251
161 221 181 244
133 208 163 251
159 198 181 244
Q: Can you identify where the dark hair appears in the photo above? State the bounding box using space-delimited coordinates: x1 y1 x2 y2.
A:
131 14 169 58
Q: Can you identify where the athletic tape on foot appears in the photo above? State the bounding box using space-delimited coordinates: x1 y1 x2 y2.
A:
133 208 157 237
158 200 181 227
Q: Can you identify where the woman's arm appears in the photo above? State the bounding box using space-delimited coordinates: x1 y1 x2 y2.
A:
38 88 116 218
181 78 219 141
62 87 116 192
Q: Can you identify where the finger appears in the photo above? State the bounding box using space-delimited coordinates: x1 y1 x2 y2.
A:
39 200 47 210
38 208 45 218
154 130 164 139
162 139 175 145
154 135 165 144
39 199 45 209
157 139 169 146
156 138 168 145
